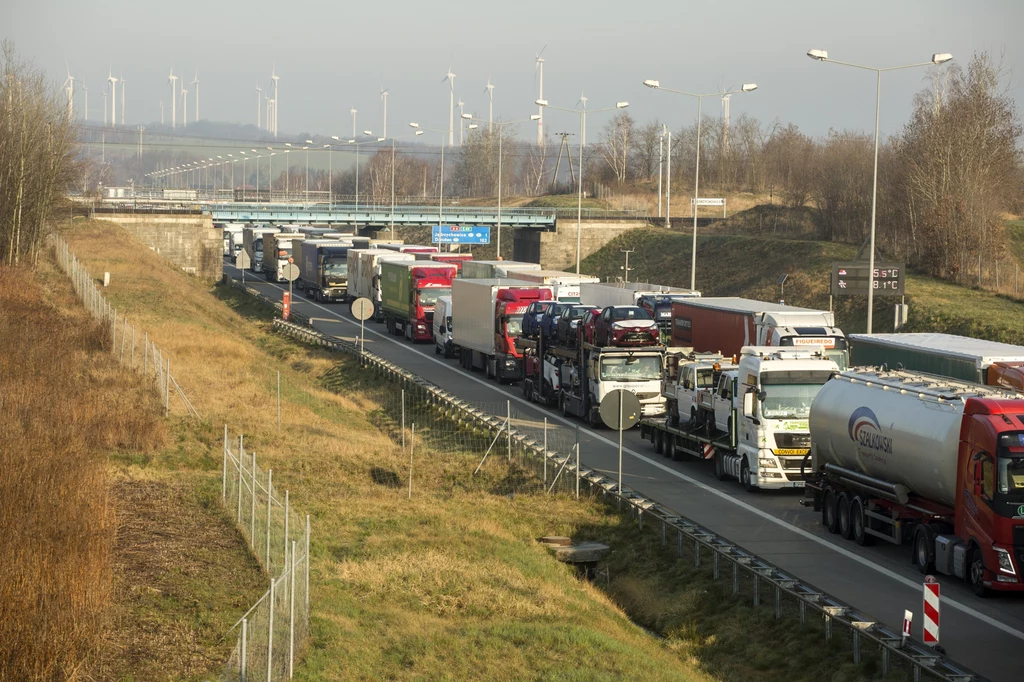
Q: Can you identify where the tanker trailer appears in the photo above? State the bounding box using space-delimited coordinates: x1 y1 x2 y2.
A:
806 369 1024 596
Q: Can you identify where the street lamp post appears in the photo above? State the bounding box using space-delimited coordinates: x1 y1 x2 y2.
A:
643 80 758 290
536 98 630 274
348 132 385 228
462 113 539 259
266 147 274 201
240 151 248 200
806 49 952 333
303 139 313 203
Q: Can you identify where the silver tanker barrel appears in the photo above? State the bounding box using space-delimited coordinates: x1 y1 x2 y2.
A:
808 370 999 507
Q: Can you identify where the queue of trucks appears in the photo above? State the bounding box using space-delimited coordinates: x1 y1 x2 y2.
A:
220 226 1024 596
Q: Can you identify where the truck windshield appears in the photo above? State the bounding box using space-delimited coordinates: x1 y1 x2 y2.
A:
696 368 716 388
418 287 451 307
505 317 523 337
760 371 834 419
323 259 347 277
996 434 1024 499
600 355 662 382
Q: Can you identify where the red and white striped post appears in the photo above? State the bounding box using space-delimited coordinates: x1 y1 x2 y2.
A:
923 575 940 646
902 609 913 645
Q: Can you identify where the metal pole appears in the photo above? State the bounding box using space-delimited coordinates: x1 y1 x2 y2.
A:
240 618 248 682
867 69 882 334
250 451 257 542
666 128 672 228
575 426 580 499
617 391 624 492
657 131 663 218
576 110 584 274
390 138 396 239
237 436 244 520
439 133 445 241
408 423 415 500
266 470 273 568
543 417 548 484
304 515 310 613
506 400 511 461
691 97 702 290
283 490 289 567
222 424 228 501
277 371 281 432
289 539 296 678
355 143 360 218
266 578 275 681
497 128 503 258
401 389 406 456
165 358 170 416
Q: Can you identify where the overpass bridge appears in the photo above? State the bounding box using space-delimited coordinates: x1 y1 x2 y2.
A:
206 202 561 228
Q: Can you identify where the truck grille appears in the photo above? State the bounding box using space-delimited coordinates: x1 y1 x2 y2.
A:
779 456 807 470
776 432 811 449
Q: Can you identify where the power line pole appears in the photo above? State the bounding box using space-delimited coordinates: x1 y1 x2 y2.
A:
620 248 634 283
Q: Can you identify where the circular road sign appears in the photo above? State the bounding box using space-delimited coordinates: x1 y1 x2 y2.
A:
350 297 375 322
281 263 300 282
599 389 643 430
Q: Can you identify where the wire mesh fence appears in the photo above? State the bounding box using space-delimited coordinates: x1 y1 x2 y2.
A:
220 427 310 681
50 235 200 419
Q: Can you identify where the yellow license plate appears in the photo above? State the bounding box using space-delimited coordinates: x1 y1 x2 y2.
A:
774 449 810 455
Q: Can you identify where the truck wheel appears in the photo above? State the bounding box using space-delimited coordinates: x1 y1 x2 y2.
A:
837 494 853 539
740 460 756 492
653 431 663 455
669 437 681 461
668 407 679 429
561 394 571 419
968 548 990 598
913 526 936 574
714 454 727 481
435 343 441 355
822 488 839 534
850 497 873 546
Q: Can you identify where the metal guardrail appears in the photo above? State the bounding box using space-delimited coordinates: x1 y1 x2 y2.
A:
228 277 987 682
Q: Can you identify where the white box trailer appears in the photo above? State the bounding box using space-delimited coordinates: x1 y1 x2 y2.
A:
579 282 661 307
504 269 600 302
263 233 304 282
349 249 416 318
242 226 280 272
461 260 541 280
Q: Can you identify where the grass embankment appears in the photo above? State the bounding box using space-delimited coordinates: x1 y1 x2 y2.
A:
62 219 905 681
0 249 267 681
579 227 1024 341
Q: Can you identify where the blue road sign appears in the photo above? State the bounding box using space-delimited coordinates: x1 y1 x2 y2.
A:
431 225 491 245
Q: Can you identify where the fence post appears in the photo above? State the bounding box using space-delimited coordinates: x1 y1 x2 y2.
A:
237 439 244 522
112 308 117 352
165 358 170 416
506 400 511 461
266 579 275 681
120 315 127 364
277 371 281 433
290 539 297 678
408 424 415 500
222 425 228 502
251 451 257 543
401 389 406 457
240 617 248 682
304 515 310 613
575 426 581 499
266 469 274 571
543 418 548 484
284 491 290 568
131 325 136 369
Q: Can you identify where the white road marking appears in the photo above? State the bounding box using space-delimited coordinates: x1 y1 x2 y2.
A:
246 272 1024 641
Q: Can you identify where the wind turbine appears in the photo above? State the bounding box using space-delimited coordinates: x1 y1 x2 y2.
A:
577 90 588 145
256 83 262 129
270 67 279 137
442 66 456 146
191 71 200 122
181 86 188 127
107 71 118 127
168 68 178 129
160 100 164 125
721 93 731 150
458 99 465 145
380 86 389 139
82 83 88 121
484 75 494 132
63 63 74 121
535 47 546 145
120 75 126 125
350 106 357 138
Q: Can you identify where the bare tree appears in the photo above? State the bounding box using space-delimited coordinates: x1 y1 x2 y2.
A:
598 111 635 184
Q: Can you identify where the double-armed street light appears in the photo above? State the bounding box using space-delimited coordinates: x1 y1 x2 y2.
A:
643 80 757 290
806 49 952 333
409 121 451 236
535 98 630 274
461 113 539 258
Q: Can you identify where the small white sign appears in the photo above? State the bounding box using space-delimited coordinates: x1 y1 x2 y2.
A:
691 197 725 207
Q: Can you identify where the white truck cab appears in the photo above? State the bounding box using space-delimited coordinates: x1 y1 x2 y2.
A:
724 346 839 491
666 354 736 428
433 296 456 358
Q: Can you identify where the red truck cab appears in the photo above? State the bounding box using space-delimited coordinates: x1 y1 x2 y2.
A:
494 288 553 380
425 253 473 273
957 398 1024 594
409 265 455 342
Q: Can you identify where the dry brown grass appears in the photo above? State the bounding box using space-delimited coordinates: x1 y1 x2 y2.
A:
0 265 164 682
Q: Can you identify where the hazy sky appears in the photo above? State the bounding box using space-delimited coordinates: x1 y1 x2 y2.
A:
5 0 1022 142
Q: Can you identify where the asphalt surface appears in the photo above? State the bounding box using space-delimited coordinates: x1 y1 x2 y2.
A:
227 262 1024 681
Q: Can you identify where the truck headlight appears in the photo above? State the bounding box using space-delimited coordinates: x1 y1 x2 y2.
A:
416 324 427 332
758 458 777 469
995 547 1016 575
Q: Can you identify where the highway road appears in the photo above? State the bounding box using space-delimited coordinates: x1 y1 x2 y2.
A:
226 262 1024 681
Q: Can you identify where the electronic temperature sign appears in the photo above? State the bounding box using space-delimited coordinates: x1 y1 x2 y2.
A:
830 262 905 297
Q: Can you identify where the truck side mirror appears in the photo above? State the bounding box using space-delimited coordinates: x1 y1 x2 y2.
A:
742 391 755 418
757 389 767 402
